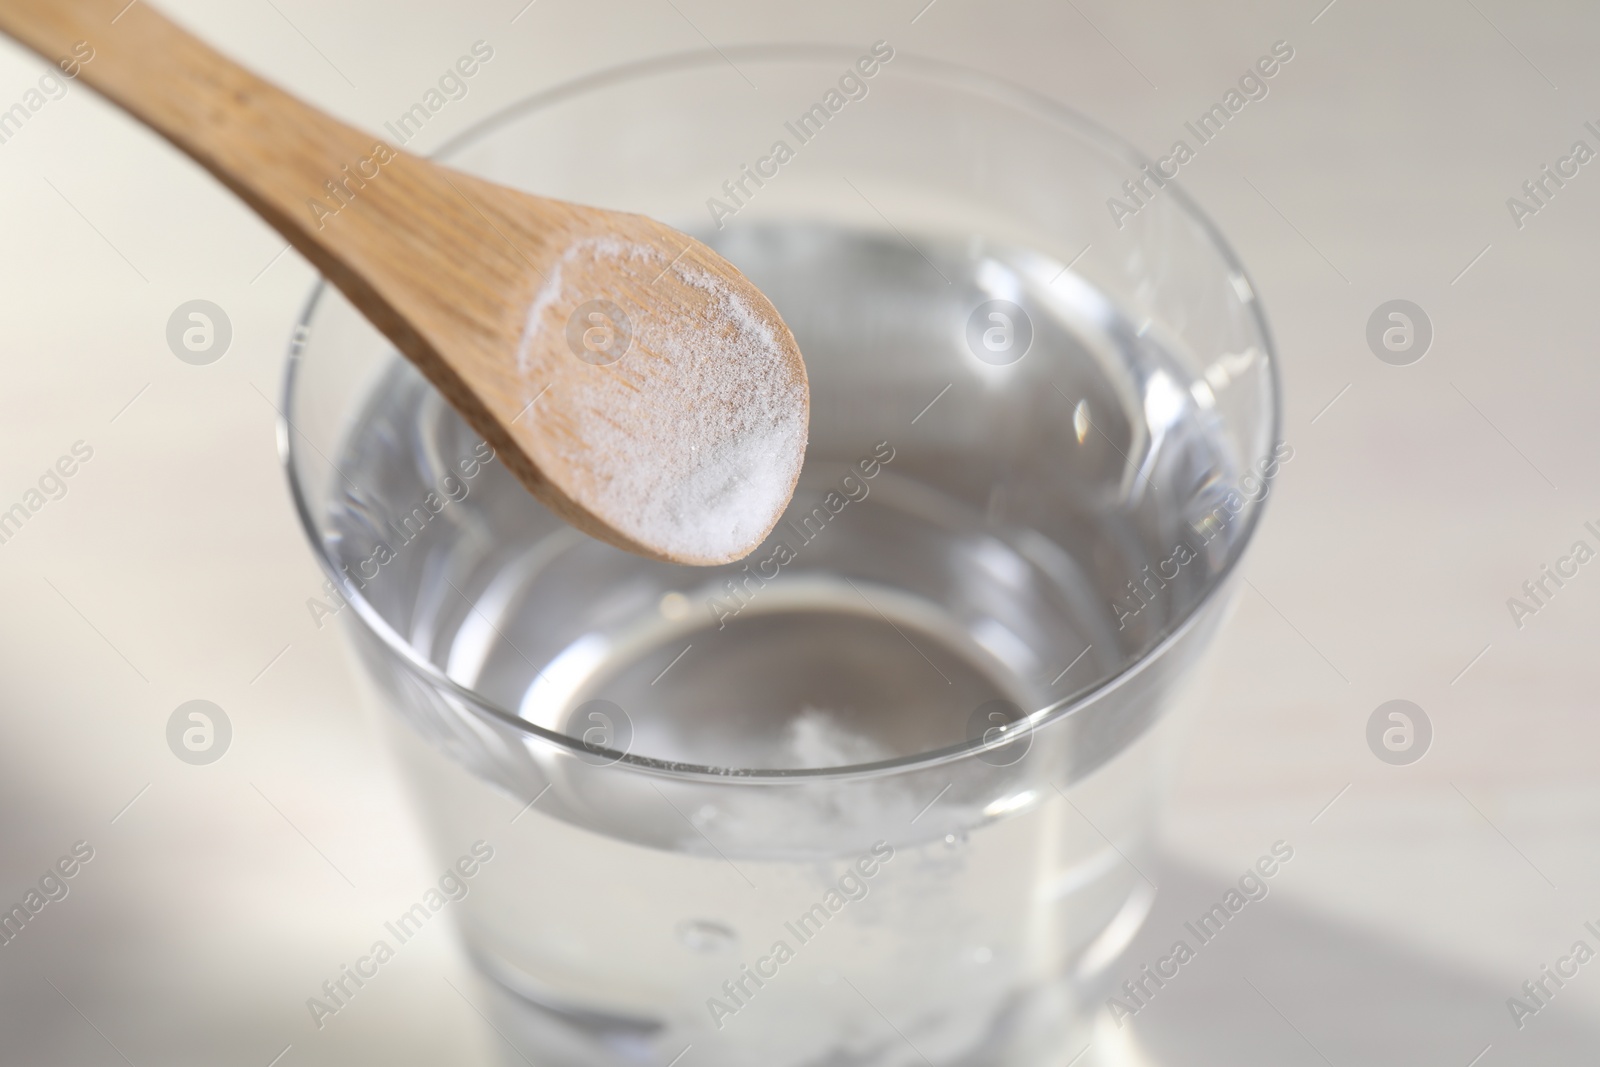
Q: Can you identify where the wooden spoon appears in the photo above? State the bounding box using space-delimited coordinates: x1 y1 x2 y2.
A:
0 0 809 566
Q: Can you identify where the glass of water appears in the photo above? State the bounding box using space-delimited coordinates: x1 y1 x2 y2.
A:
284 46 1280 1067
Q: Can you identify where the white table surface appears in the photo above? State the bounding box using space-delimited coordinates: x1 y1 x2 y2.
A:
1 1 1596 1064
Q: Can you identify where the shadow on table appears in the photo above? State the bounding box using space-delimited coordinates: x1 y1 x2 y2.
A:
1108 857 1593 1067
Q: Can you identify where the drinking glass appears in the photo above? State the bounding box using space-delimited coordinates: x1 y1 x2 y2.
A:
284 45 1280 1067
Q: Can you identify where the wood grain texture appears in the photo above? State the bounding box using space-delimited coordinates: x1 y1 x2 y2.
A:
0 0 809 565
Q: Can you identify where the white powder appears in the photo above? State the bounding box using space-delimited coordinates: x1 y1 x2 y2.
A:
514 236 644 376
515 237 808 563
781 707 894 768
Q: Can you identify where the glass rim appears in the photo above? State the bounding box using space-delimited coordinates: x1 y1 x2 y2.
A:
280 44 1283 784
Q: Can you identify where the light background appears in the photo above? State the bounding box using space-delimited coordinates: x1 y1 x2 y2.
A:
0 0 1597 1064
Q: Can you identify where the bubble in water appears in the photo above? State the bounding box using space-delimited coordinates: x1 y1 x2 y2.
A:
676 919 739 953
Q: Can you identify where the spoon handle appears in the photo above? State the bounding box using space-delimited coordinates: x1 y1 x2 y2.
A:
0 0 519 392
1 0 395 255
